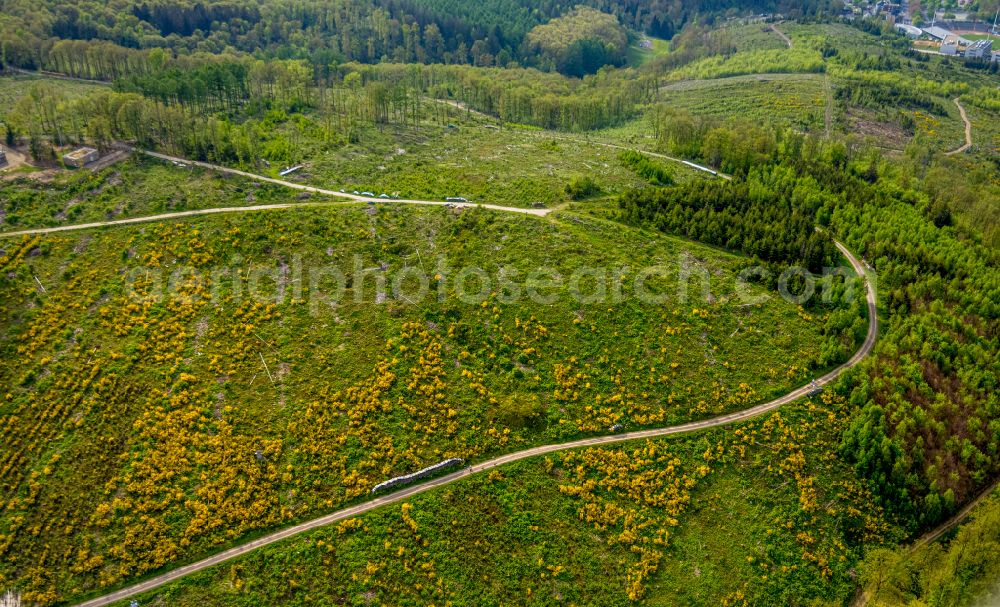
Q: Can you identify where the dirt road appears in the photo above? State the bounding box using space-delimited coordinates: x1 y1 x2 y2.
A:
0 145 28 173
0 150 548 238
945 98 972 156
771 23 793 48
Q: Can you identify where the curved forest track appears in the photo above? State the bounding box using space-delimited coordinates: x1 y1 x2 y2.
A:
770 22 793 48
945 98 973 156
61 208 877 606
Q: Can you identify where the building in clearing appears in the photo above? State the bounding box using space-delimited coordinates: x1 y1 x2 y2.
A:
965 39 994 59
63 147 99 168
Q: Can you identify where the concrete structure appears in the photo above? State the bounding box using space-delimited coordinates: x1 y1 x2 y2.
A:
965 39 994 59
63 147 99 168
895 23 923 37
0 149 7 167
941 34 962 55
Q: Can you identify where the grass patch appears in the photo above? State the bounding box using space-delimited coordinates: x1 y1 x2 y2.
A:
627 35 671 67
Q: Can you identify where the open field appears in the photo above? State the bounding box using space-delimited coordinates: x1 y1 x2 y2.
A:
659 74 827 132
920 95 971 153
964 103 1000 155
0 157 297 230
0 173 841 602
953 33 998 41
731 22 792 51
287 121 659 206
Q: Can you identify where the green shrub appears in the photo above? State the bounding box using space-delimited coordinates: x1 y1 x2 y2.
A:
618 150 674 185
565 175 601 199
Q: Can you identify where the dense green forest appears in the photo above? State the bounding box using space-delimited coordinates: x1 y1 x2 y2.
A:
0 0 839 76
619 175 836 271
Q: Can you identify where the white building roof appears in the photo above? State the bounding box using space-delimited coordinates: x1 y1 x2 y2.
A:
923 26 954 40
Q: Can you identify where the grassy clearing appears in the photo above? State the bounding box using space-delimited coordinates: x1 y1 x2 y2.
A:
925 96 971 152
0 177 838 602
840 93 967 153
0 73 710 211
720 22 791 52
782 22 878 48
664 47 825 82
963 103 1000 156
259 98 712 206
627 35 671 67
0 128 708 231
286 121 658 207
659 74 827 131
